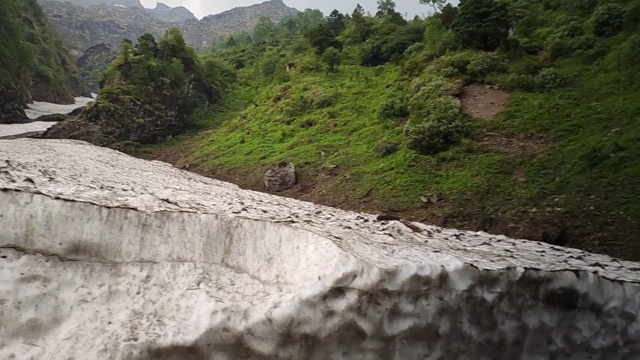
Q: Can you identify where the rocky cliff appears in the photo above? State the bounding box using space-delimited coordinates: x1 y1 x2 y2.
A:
181 0 299 49
1 138 640 359
147 2 197 23
40 0 298 53
40 1 170 54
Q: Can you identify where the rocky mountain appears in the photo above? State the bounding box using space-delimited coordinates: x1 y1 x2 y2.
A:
40 0 298 53
147 2 196 23
0 0 87 123
40 1 170 54
181 0 299 49
40 0 143 8
75 43 117 93
38 0 298 89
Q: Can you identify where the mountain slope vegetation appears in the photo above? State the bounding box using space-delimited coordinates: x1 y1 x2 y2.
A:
0 0 86 107
123 0 640 260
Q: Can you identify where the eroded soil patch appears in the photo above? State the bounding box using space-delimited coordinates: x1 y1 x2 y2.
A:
460 83 511 120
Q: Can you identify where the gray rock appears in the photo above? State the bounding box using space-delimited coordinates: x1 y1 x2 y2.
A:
264 161 296 191
34 113 70 122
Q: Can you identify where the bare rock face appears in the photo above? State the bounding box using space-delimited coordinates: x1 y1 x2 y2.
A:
264 161 296 191
1 139 640 359
148 2 197 23
0 88 27 124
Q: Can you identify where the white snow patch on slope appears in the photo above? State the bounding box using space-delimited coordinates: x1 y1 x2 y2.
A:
0 121 55 139
24 95 94 119
1 139 640 359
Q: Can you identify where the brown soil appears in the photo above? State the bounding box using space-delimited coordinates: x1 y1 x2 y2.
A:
478 132 550 158
460 83 510 120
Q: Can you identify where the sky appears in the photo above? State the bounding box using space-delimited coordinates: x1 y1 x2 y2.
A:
139 0 432 20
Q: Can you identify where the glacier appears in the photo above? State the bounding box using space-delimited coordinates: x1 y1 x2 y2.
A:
1 138 639 359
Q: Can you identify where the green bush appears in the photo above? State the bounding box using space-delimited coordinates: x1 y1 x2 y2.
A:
374 140 400 156
433 51 506 80
405 116 469 154
466 52 507 79
535 68 565 91
592 4 626 37
406 94 468 154
378 94 409 119
410 76 459 97
507 73 537 91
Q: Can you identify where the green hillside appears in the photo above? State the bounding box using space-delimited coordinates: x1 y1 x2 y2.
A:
133 1 640 260
0 0 85 104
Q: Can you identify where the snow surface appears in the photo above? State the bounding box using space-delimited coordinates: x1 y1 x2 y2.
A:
0 95 94 140
0 121 56 139
23 95 95 119
1 139 640 359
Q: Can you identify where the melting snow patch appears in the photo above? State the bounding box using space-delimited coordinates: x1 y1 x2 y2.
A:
0 139 639 359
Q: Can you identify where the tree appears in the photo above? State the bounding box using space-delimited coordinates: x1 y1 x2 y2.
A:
119 39 133 63
253 16 276 44
451 0 510 51
225 36 237 48
134 33 157 57
376 0 397 18
353 3 365 17
321 47 341 72
420 0 446 14
304 24 343 54
439 3 458 29
592 3 626 37
328 9 346 35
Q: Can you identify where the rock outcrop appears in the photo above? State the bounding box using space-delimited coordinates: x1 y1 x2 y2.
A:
1 138 640 359
0 89 27 124
147 2 197 23
43 96 183 146
76 43 117 93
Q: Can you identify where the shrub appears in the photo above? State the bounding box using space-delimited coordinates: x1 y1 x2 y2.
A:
378 94 409 119
410 76 459 97
406 95 468 154
466 52 507 79
433 51 506 80
535 68 565 91
405 116 469 154
374 140 400 156
592 4 626 37
507 73 537 91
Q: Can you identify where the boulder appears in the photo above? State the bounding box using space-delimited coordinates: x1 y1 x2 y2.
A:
264 161 296 191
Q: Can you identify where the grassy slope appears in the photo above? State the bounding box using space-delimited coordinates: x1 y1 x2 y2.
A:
137 9 640 260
